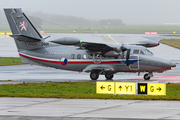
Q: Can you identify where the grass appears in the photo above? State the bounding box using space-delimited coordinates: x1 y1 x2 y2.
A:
0 57 26 66
1 25 180 34
159 39 180 49
0 82 179 100
39 25 180 34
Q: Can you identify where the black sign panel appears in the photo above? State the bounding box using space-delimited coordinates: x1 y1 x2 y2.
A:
138 83 147 94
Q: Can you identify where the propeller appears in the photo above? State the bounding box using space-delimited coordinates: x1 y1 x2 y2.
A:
120 46 130 66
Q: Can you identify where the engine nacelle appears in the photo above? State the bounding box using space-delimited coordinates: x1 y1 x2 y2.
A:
104 51 119 57
50 37 81 45
134 40 160 48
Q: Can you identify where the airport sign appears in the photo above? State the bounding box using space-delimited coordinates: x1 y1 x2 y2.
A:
115 82 136 95
147 83 166 95
96 82 114 94
97 82 166 95
137 83 148 94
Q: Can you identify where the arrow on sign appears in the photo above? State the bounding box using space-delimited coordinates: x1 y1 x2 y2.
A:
119 86 123 91
157 87 161 91
101 85 105 90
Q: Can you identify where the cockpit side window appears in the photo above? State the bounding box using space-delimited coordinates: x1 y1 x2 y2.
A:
133 49 139 54
140 50 144 54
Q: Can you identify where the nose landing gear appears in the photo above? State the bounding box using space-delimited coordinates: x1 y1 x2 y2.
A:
144 72 153 80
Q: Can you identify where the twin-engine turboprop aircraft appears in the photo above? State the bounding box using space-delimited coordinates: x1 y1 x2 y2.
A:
4 8 176 80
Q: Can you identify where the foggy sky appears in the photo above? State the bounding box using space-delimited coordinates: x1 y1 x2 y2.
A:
1 0 180 25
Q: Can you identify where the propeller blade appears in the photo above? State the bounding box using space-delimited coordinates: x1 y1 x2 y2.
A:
126 49 131 66
121 46 127 52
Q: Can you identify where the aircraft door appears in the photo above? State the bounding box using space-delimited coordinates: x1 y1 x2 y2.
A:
93 53 101 63
129 53 139 70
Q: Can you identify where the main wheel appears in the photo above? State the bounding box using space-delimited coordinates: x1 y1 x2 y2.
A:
105 73 114 80
144 74 150 80
90 71 99 80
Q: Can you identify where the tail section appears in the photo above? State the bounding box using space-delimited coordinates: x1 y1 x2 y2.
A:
4 8 43 50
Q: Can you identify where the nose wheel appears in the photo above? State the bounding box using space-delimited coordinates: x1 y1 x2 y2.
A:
144 72 153 80
144 74 150 80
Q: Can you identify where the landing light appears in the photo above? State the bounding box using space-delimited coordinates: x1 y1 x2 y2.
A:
171 67 175 70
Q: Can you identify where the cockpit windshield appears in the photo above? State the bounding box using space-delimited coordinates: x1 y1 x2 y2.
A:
141 49 153 55
133 49 153 55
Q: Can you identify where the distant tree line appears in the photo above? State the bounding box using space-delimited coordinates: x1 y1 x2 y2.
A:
0 10 125 27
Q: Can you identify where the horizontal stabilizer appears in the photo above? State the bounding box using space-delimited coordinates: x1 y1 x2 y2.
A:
10 35 41 42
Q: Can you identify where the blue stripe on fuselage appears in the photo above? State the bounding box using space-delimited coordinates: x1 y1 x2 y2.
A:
110 59 142 64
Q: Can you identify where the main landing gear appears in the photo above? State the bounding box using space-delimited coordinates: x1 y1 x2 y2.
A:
90 71 114 80
90 71 99 80
144 72 153 80
105 73 114 80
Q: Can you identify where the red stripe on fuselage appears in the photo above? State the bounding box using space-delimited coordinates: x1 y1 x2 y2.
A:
19 53 60 63
19 53 126 65
68 61 93 64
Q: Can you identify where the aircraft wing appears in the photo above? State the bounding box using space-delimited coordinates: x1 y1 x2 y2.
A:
50 37 119 53
81 42 115 52
83 64 115 72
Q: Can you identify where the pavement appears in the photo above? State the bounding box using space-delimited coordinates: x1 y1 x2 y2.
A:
0 98 180 120
0 63 180 84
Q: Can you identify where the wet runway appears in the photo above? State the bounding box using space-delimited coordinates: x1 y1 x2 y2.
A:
0 63 180 84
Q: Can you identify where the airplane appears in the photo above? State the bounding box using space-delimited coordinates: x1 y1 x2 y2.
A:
4 8 176 80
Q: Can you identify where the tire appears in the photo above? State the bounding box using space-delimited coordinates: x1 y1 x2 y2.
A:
105 73 114 80
90 71 99 80
144 74 150 80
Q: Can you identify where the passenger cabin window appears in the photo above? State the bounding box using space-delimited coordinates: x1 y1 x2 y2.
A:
71 54 75 59
77 54 81 59
83 54 87 59
133 50 139 54
88 55 93 59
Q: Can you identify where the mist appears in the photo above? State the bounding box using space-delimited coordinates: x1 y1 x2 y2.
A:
1 0 180 25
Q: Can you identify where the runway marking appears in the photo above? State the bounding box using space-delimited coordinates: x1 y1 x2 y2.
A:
108 34 119 43
127 75 180 81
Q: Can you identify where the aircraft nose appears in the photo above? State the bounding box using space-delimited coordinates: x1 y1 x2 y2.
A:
169 61 176 69
161 59 176 70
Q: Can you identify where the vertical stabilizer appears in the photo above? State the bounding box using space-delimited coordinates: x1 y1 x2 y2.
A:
4 8 43 50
